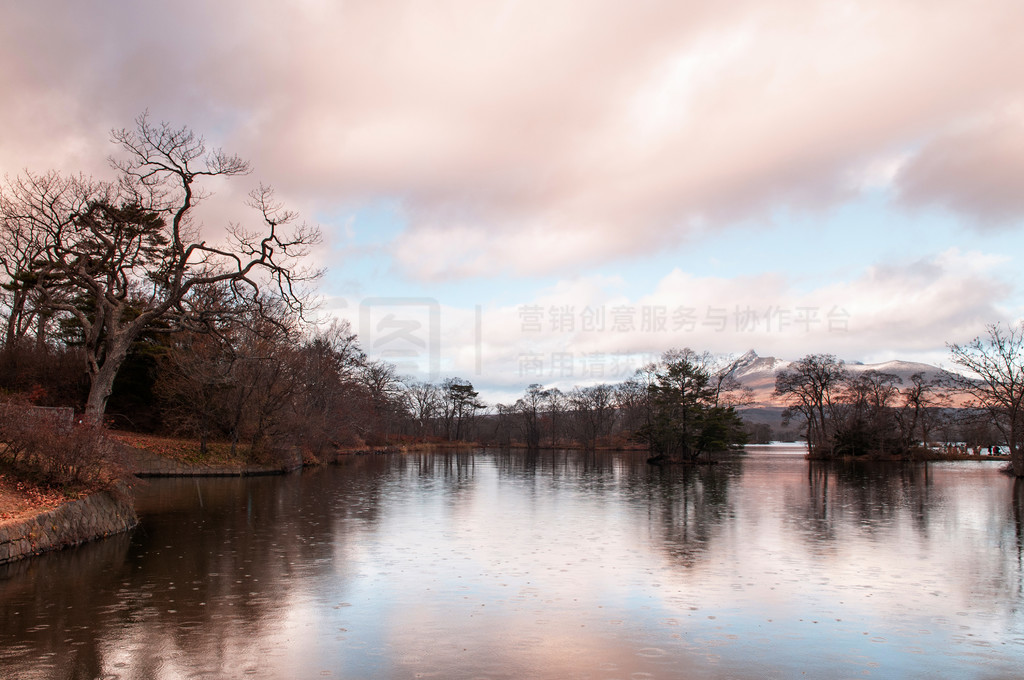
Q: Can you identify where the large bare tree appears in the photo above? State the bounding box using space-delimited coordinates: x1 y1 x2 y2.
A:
948 323 1024 477
0 114 320 418
774 354 848 457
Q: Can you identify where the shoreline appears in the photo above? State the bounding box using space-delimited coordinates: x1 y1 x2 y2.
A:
2 435 1015 564
0 484 136 566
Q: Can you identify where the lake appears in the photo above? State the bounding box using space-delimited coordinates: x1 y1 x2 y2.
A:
2 448 1023 679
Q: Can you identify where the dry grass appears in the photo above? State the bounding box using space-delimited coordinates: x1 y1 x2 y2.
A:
108 431 251 467
0 470 70 524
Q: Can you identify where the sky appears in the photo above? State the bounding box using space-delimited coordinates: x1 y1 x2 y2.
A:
1 0 1022 402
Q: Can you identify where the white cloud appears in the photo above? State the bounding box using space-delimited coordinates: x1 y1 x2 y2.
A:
323 249 1011 401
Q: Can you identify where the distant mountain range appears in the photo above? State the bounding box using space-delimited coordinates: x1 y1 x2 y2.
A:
724 349 955 408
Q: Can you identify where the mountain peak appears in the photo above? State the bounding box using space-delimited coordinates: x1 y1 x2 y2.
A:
729 353 952 408
737 349 759 363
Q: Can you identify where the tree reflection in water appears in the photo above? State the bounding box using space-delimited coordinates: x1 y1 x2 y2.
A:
1 451 1023 679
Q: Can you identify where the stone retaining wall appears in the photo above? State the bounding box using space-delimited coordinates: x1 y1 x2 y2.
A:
0 487 137 565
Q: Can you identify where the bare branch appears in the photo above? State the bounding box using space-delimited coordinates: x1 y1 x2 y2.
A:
1 114 321 417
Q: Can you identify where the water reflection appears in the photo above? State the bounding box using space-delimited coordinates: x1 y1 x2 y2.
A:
1008 478 1024 601
0 532 133 679
796 461 937 542
1 451 1023 679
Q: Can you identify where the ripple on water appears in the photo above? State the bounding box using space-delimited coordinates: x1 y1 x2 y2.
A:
3 451 1024 679
635 647 668 658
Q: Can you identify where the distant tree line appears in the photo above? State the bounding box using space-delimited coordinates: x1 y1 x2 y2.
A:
774 354 945 460
774 323 1024 477
487 349 750 459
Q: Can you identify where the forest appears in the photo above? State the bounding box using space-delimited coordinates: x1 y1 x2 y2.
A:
2 117 1024 487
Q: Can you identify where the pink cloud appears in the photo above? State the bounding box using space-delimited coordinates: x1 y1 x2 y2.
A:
896 106 1024 225
2 1 1023 277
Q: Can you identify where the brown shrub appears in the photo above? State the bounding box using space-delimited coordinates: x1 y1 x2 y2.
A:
0 400 128 490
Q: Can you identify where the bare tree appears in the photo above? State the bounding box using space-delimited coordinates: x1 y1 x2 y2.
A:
439 377 484 441
948 323 1024 477
404 380 441 437
0 181 55 351
293 319 365 454
543 387 566 447
614 377 649 435
513 384 547 449
566 384 617 450
491 402 516 447
774 354 848 457
0 114 320 418
358 359 407 442
893 372 946 452
837 370 902 456
156 329 234 454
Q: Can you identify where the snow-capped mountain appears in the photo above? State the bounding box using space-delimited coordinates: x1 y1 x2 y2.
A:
722 350 953 407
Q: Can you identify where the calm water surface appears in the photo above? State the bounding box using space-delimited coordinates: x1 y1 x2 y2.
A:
2 449 1023 679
